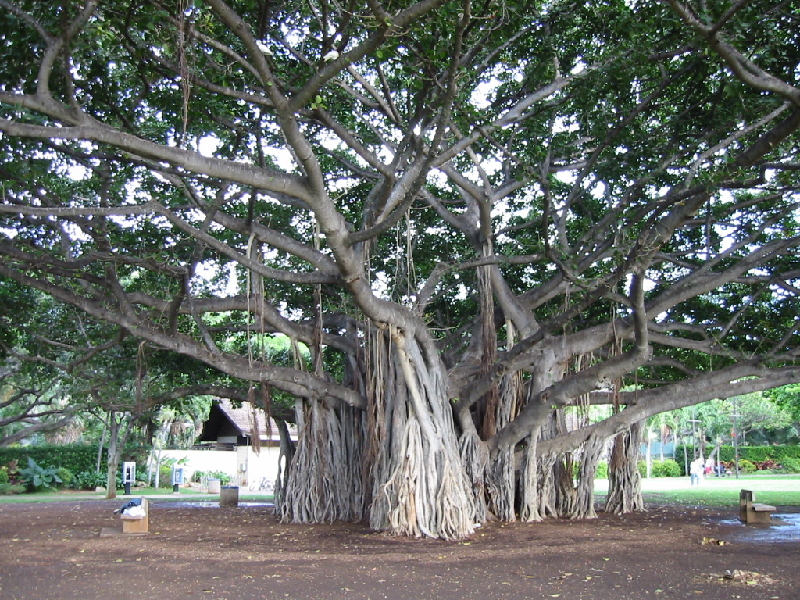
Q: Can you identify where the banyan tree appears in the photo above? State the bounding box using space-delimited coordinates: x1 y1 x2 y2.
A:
1 0 799 539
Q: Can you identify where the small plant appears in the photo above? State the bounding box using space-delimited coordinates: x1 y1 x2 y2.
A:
754 459 781 471
189 469 232 485
74 470 108 490
5 459 19 482
781 458 800 473
57 467 75 488
18 457 62 491
206 470 233 485
0 466 9 485
0 483 26 495
737 459 757 474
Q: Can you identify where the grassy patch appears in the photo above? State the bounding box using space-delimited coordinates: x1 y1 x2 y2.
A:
0 487 274 504
642 489 800 507
597 473 800 507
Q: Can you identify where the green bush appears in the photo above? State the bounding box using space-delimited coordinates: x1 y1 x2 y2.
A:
678 445 800 472
57 468 75 488
571 460 608 480
0 445 100 474
737 459 757 474
74 470 107 490
0 483 26 495
0 444 151 478
158 465 174 488
739 447 770 463
651 459 681 477
771 446 800 462
206 470 233 485
18 457 62 491
780 457 800 473
189 469 232 485
0 467 9 485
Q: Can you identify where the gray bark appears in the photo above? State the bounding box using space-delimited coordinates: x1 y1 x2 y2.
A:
369 327 475 539
605 421 646 514
280 399 366 523
573 434 605 519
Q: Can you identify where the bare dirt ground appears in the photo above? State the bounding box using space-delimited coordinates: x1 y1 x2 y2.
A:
0 498 798 600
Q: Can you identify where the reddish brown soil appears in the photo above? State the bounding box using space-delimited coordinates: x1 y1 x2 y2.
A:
0 499 798 600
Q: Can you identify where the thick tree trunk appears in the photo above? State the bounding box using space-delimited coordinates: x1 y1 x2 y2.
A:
485 448 515 522
104 410 133 500
272 418 295 509
538 452 560 518
369 327 475 540
520 410 559 521
280 398 367 523
554 455 577 517
106 413 119 500
573 434 605 519
458 427 488 524
482 363 521 522
605 421 646 514
518 432 542 522
549 410 577 517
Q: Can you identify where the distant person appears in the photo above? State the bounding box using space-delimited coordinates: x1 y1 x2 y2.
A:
690 457 704 485
705 457 714 476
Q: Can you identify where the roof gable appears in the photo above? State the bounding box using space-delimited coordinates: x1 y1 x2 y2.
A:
198 398 296 443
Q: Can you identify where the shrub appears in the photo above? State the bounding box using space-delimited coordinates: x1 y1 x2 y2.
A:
781 458 800 473
0 444 151 478
157 464 171 488
742 447 771 463
189 469 232 485
737 459 757 474
57 468 75 488
571 460 608 480
0 466 9 485
74 470 107 490
5 459 19 482
754 459 781 471
0 445 98 475
206 470 233 485
0 483 26 495
18 457 62 491
651 459 681 477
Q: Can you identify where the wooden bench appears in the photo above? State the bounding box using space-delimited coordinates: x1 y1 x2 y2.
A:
739 489 776 524
119 497 149 534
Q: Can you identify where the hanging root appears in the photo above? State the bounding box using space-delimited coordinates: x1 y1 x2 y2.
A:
369 328 475 540
605 421 646 515
458 429 487 524
485 448 516 522
519 433 542 522
280 400 366 524
573 434 605 520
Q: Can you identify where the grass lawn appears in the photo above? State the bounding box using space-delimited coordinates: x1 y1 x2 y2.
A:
596 473 800 507
3 474 800 509
0 486 274 504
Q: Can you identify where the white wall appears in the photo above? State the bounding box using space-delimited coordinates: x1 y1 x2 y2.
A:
158 447 281 491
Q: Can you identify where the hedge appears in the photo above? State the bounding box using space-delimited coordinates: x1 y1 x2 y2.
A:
675 445 800 472
0 444 150 475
